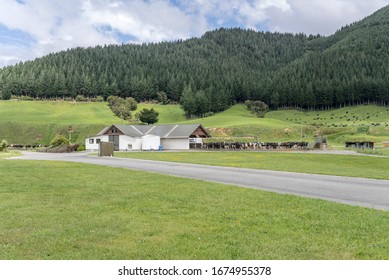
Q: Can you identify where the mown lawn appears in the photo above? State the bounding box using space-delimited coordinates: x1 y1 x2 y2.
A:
115 151 389 180
1 152 389 260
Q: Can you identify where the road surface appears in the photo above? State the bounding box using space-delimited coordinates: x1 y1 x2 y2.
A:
10 151 389 211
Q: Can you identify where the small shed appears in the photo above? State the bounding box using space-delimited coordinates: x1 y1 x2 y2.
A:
141 135 160 151
99 142 114 157
382 141 389 148
345 141 374 149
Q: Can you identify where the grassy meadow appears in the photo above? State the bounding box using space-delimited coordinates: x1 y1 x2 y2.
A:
0 100 120 145
267 105 389 148
1 152 389 260
1 100 388 147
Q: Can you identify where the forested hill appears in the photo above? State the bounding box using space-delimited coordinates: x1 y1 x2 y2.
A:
0 5 388 114
266 5 389 109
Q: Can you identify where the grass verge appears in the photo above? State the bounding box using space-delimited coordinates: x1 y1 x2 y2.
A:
0 153 388 259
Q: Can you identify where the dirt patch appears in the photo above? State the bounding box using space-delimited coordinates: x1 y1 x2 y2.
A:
208 127 232 137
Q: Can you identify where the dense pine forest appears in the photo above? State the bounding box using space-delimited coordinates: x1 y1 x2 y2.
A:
0 5 388 116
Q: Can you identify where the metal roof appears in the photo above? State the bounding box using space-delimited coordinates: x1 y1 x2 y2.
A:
96 124 210 138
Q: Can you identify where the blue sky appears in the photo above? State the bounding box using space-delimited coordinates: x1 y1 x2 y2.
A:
0 0 388 67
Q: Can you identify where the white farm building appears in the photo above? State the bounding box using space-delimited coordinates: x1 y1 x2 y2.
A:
85 124 210 151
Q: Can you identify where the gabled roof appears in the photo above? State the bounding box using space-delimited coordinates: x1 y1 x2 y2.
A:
96 124 210 138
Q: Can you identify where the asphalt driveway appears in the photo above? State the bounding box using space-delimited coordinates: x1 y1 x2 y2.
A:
11 151 389 211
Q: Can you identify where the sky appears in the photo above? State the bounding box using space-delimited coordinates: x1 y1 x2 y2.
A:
0 0 388 67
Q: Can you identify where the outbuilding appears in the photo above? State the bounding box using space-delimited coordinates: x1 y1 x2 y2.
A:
85 124 210 151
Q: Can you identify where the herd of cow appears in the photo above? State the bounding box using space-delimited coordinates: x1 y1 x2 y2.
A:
190 141 309 150
9 144 45 149
11 141 310 151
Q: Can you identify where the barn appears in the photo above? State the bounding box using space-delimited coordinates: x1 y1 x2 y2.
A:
85 124 210 151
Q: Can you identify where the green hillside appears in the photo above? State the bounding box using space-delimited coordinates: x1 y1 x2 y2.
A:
0 101 117 145
268 6 389 108
137 103 186 123
1 101 388 147
0 100 119 124
267 105 389 147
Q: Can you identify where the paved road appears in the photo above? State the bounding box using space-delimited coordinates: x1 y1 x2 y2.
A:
11 151 389 211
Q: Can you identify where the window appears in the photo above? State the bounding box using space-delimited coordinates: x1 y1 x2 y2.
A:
96 139 101 144
89 139 94 144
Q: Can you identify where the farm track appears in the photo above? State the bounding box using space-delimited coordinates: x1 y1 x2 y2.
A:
11 151 389 211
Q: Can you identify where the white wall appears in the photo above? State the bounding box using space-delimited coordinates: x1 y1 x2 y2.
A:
119 135 142 151
85 135 109 151
142 135 161 150
161 138 189 150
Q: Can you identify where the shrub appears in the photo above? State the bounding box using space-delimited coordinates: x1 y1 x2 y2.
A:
75 95 88 102
77 145 86 152
50 135 70 147
0 140 8 152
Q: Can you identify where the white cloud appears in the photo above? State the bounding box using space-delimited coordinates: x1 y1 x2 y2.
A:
81 0 206 43
265 0 389 35
0 0 388 67
0 0 118 66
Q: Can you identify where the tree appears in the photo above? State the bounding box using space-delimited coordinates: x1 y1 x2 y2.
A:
1 88 11 100
107 96 138 122
138 108 159 124
180 85 196 118
157 91 169 104
194 90 210 117
245 100 269 117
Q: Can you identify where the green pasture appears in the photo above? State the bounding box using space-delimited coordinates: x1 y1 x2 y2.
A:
0 101 120 145
182 104 311 142
115 151 389 180
0 101 187 145
0 100 120 124
267 105 389 145
0 152 388 259
266 105 389 127
183 104 293 128
183 104 389 144
0 101 185 125
1 101 388 146
136 103 186 123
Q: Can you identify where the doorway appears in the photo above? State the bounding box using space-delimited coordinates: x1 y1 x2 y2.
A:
109 135 120 151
